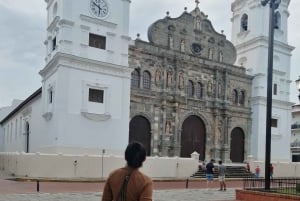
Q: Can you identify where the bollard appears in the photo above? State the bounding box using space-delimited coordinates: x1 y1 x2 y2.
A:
186 178 189 189
37 180 40 192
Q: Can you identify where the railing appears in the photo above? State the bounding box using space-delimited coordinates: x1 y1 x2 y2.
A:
243 177 300 196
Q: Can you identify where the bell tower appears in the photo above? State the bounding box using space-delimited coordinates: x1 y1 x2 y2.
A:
231 0 294 161
39 0 131 154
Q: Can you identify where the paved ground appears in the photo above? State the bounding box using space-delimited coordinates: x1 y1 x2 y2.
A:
0 189 237 201
0 171 241 201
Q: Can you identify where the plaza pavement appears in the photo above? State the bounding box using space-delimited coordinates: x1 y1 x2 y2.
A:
0 171 240 201
0 189 237 201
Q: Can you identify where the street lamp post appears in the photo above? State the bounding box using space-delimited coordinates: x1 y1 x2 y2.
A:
295 77 300 101
261 0 281 190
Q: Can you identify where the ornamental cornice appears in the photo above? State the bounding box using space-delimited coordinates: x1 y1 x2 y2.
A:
80 15 117 29
41 53 132 79
47 16 60 32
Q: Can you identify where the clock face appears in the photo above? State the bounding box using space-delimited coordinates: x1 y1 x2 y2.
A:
90 0 109 18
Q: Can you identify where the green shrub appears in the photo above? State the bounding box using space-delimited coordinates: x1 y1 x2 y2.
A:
296 183 300 193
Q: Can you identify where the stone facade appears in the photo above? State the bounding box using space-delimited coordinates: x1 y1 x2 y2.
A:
128 7 252 162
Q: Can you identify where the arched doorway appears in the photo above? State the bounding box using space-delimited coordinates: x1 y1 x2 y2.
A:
180 115 206 160
129 116 151 156
25 122 30 153
230 127 245 162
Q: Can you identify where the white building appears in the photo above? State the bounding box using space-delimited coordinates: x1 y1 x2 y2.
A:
0 0 295 162
0 0 132 155
291 104 300 162
231 0 294 162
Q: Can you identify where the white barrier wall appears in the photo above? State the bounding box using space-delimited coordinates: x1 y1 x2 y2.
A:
248 157 300 177
0 152 199 179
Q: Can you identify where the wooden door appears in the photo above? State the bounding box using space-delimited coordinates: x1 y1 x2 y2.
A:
230 127 245 162
180 115 206 160
129 116 151 156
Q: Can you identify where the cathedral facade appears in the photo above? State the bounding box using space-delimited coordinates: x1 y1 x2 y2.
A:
128 7 252 162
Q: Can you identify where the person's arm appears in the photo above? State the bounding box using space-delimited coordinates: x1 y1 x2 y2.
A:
139 180 153 201
102 178 113 201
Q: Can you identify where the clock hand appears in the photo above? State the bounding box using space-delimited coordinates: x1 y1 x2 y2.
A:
92 1 100 9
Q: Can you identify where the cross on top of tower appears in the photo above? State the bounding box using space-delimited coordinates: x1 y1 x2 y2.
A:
195 0 200 8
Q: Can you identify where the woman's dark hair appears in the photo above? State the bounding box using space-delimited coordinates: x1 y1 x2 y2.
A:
125 142 146 168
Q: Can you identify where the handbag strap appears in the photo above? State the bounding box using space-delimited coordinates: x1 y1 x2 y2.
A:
116 171 133 201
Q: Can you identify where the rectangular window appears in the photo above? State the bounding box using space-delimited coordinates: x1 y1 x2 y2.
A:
89 33 106 50
52 37 56 51
89 88 104 103
273 84 277 95
271 118 278 128
49 89 53 103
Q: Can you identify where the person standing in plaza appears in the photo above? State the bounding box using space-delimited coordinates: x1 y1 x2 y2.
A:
102 142 153 201
218 160 226 191
255 165 260 178
205 159 215 190
269 163 274 179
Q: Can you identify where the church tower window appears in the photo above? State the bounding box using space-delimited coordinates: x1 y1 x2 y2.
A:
52 37 56 51
274 12 281 29
143 71 151 89
187 80 194 97
239 91 245 106
232 89 239 105
196 82 203 98
89 33 106 50
88 88 104 103
131 69 140 88
241 14 248 32
273 83 278 95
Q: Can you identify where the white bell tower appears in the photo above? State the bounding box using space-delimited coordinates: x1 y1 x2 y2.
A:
39 0 131 154
231 0 294 161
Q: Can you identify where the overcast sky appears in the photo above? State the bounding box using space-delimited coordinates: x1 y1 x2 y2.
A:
0 0 299 107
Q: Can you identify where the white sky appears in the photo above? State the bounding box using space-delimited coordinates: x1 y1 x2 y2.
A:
0 0 299 107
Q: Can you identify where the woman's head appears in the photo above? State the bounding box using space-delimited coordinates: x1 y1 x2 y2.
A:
125 142 146 168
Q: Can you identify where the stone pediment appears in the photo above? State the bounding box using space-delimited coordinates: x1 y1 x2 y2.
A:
147 7 236 64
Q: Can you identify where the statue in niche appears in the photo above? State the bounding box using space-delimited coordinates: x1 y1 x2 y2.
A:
214 119 223 145
178 73 184 90
180 40 185 52
195 16 201 31
219 51 224 62
169 35 174 49
165 121 171 135
167 70 173 87
155 68 161 84
218 82 222 98
207 80 212 96
208 48 213 60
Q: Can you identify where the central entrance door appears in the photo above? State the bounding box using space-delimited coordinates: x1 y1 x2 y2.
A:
129 116 151 156
230 127 245 162
180 115 206 160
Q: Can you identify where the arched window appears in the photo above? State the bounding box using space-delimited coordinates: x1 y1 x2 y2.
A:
275 12 281 29
241 14 248 31
131 69 140 88
187 80 194 97
239 91 245 106
143 71 151 89
196 82 203 98
232 89 239 105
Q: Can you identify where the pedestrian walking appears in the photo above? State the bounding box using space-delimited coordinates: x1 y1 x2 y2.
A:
218 160 226 191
